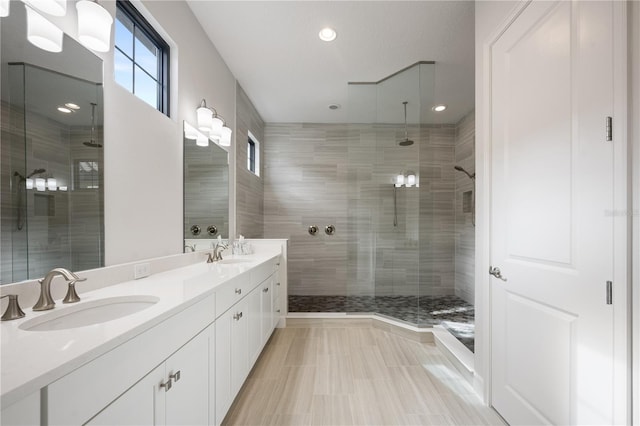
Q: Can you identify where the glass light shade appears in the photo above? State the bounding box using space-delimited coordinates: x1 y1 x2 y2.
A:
196 133 209 147
35 178 46 191
26 6 63 52
219 126 232 147
184 122 198 140
197 106 213 131
210 116 224 139
76 0 113 53
59 186 68 191
406 174 416 187
47 178 57 191
24 0 66 16
26 178 34 189
1 0 9 17
396 174 405 187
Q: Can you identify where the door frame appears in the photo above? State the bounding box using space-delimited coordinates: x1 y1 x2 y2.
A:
475 1 631 423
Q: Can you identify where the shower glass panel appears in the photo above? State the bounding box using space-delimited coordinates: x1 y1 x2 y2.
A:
0 64 104 283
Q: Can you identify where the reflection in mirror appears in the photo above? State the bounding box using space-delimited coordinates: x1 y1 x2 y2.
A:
1 4 104 284
183 122 229 251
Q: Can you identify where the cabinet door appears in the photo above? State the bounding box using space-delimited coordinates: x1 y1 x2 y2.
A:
230 297 249 396
215 310 233 426
248 285 262 365
165 329 210 426
87 364 164 426
261 278 274 342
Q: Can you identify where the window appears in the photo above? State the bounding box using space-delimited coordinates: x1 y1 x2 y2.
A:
247 131 260 176
114 0 169 115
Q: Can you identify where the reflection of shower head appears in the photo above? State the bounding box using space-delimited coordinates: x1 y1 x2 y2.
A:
14 168 46 180
454 165 475 180
398 101 414 146
28 168 46 178
83 102 102 148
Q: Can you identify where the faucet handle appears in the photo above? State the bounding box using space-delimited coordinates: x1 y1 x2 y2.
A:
1 295 26 321
62 281 82 304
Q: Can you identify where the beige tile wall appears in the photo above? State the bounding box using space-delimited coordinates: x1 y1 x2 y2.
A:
263 120 470 298
235 83 265 238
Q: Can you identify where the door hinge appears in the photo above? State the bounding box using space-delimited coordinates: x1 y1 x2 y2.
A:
606 117 612 141
606 280 613 305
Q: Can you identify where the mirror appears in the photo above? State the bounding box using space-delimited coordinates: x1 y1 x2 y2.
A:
1 4 104 284
183 123 229 251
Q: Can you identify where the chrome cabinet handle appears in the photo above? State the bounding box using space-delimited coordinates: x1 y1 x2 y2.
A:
489 266 507 282
235 288 242 295
276 282 281 286
263 287 269 293
233 312 243 321
160 379 172 392
170 371 181 382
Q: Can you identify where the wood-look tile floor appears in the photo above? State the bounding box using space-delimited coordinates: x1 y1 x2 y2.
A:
223 319 505 426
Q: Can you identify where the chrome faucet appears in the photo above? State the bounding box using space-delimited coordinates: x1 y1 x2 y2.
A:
207 241 229 263
33 268 86 311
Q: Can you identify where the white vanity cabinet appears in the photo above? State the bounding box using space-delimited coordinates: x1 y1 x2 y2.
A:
87 326 210 425
45 294 216 426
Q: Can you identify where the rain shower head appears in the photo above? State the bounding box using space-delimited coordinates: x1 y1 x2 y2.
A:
399 101 414 146
83 103 102 148
454 165 475 180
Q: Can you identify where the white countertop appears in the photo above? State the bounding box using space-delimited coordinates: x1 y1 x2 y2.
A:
0 251 280 409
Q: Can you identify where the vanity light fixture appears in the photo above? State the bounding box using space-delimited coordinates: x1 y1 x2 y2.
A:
76 0 113 53
395 172 418 188
319 27 337 42
26 5 63 52
1 0 9 17
432 104 447 112
23 0 67 17
196 99 232 146
35 178 46 192
47 178 57 191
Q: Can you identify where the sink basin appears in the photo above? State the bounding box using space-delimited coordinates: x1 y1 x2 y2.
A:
19 295 159 332
217 258 253 265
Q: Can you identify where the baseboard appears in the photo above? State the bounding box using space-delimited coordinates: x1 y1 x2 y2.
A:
433 325 475 384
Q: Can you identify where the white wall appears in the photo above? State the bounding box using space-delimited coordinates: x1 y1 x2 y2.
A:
29 0 237 265
474 0 519 402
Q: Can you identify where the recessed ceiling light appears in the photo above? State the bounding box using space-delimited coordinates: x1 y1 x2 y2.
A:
433 104 447 112
319 27 337 42
328 104 341 110
65 102 80 110
57 106 73 113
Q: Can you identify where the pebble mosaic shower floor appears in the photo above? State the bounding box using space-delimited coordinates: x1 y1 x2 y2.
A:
288 295 475 352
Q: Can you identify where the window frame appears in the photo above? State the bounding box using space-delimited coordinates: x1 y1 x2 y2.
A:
114 0 170 116
247 131 260 177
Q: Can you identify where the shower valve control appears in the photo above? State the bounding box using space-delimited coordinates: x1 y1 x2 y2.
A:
325 225 336 235
308 225 319 236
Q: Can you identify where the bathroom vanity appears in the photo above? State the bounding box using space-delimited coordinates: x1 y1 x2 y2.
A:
0 243 286 426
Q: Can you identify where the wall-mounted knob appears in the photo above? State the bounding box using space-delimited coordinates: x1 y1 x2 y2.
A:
308 225 318 236
235 288 242 295
207 225 217 236
190 225 201 236
1 295 25 321
325 224 336 235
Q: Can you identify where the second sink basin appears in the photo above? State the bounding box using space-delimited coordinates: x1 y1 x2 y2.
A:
19 295 160 332
217 258 253 265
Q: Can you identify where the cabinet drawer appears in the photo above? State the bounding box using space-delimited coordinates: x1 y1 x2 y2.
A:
215 276 253 317
249 256 280 288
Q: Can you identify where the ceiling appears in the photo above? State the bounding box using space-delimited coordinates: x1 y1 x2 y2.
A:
187 1 475 125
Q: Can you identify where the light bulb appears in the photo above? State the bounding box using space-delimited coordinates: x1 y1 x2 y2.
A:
26 178 34 189
35 178 46 191
395 174 405 187
407 174 416 187
47 178 57 191
197 106 213 131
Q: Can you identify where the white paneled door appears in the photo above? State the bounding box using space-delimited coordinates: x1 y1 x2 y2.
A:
490 1 620 424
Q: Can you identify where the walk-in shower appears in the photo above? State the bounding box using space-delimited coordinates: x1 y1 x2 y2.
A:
264 62 476 352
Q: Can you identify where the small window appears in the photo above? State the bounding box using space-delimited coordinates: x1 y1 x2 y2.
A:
114 0 170 115
247 131 260 177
